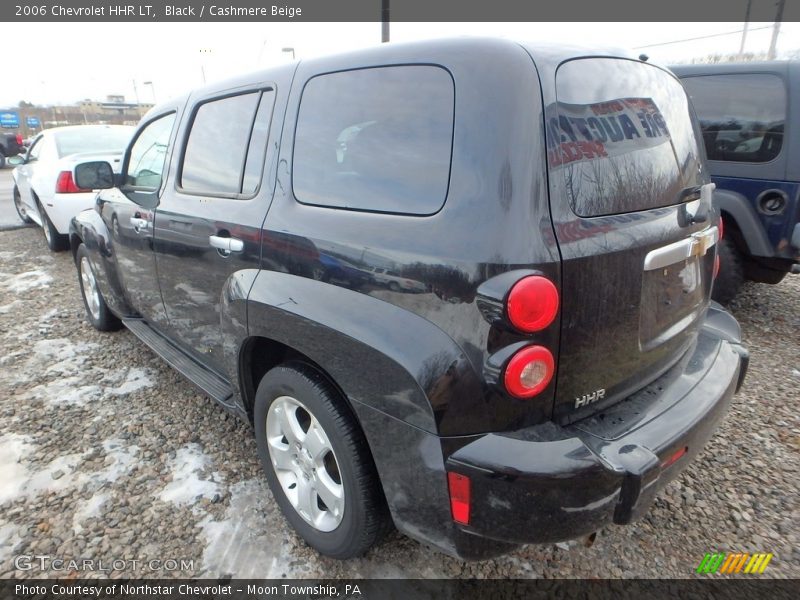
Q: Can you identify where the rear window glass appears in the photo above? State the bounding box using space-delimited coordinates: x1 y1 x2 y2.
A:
293 66 454 215
552 58 704 217
54 127 132 158
680 73 786 163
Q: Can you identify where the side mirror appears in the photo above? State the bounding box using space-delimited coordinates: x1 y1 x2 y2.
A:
7 155 25 166
75 161 115 190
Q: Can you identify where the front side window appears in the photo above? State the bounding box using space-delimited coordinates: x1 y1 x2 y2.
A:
293 66 455 215
680 73 786 163
27 136 43 161
127 113 176 189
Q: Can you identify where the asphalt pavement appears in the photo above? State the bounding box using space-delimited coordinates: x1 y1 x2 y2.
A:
0 167 31 231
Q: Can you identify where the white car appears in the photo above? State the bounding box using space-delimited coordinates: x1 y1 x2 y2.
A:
11 125 133 251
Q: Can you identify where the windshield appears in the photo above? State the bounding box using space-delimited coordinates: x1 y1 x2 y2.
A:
551 58 705 217
54 127 133 158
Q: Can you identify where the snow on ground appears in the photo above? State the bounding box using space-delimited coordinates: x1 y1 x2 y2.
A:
0 299 22 314
0 433 139 518
159 444 223 507
28 376 103 406
107 367 156 396
0 270 53 293
98 438 140 483
71 492 109 535
0 434 35 504
198 478 299 578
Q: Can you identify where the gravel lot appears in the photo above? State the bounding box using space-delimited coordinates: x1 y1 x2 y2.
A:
0 224 798 579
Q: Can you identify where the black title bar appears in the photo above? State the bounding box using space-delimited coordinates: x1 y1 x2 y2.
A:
2 0 799 22
2 579 799 600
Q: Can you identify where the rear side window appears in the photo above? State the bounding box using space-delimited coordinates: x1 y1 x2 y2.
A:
181 90 275 196
552 58 705 217
293 66 454 215
680 73 786 163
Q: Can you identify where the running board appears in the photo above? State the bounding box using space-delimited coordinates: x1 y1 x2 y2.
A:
123 318 233 404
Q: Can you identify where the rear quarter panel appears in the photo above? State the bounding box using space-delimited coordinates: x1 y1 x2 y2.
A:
254 38 562 437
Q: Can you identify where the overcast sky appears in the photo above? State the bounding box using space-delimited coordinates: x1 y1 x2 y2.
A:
4 21 798 108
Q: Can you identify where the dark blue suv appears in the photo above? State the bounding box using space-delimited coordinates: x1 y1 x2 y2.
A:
672 61 800 302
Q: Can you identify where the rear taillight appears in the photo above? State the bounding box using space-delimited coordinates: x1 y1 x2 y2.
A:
447 472 471 525
506 275 559 333
661 446 688 469
55 171 89 194
503 345 555 398
15 134 23 146
718 216 724 240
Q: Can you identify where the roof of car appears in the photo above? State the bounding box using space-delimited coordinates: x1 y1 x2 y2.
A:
142 36 638 119
40 124 134 136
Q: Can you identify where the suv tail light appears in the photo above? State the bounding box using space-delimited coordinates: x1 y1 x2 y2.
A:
503 345 555 398
447 472 471 525
714 217 723 279
55 171 89 194
506 276 559 333
15 134 23 146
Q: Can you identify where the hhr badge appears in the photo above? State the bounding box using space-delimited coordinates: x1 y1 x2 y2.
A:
575 388 606 408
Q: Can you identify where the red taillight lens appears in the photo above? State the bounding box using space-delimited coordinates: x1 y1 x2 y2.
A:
661 446 688 469
503 345 555 398
55 171 88 194
718 216 724 240
447 472 471 525
506 276 559 333
15 134 23 146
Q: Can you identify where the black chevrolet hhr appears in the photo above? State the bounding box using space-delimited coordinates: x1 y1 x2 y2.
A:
70 38 748 560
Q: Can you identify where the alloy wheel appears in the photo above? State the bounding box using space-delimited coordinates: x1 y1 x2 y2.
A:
80 256 101 321
266 395 345 532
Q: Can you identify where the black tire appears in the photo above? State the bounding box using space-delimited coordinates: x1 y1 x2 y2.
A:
0 151 6 169
254 362 391 558
76 243 122 331
13 186 33 224
37 199 69 252
712 237 745 304
743 260 788 285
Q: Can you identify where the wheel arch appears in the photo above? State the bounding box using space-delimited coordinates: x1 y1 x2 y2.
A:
238 336 353 425
224 269 485 437
714 188 774 258
69 210 133 317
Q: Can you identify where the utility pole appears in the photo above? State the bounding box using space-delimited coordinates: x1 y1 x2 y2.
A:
768 0 786 60
381 0 390 43
738 0 751 58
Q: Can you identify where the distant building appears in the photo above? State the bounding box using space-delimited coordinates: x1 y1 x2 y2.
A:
2 95 154 136
78 95 154 119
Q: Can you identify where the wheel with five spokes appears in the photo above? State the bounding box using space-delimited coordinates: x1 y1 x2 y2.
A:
75 243 121 331
254 362 391 558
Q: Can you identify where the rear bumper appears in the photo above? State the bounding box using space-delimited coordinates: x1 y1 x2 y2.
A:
356 305 746 560
443 304 745 553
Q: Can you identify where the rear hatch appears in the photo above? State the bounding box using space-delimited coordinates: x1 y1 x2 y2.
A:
545 57 718 423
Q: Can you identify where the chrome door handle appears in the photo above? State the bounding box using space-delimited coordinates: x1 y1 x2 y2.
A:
209 235 244 253
130 217 149 232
